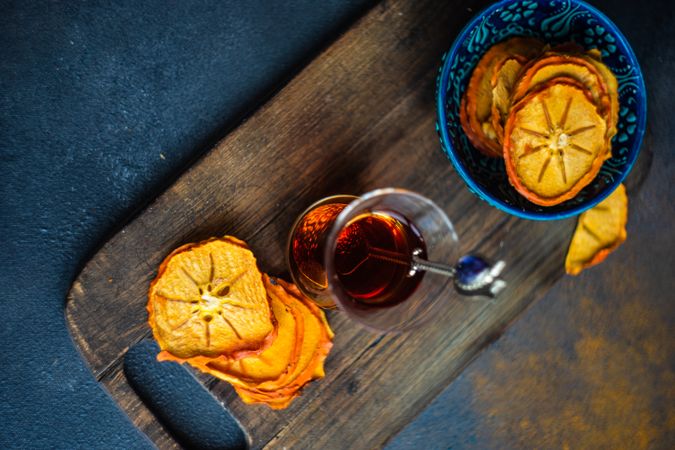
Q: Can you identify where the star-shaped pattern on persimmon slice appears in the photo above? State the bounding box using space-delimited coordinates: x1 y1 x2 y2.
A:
155 252 254 348
517 96 598 184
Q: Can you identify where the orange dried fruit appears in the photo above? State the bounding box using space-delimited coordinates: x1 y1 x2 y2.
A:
521 48 618 158
460 95 492 155
490 56 527 143
462 37 544 157
504 79 607 206
193 275 333 409
276 278 335 340
511 54 614 141
233 277 333 409
565 184 628 275
259 278 331 387
190 281 303 389
511 54 609 107
582 54 619 157
148 236 334 410
586 48 603 61
148 237 275 360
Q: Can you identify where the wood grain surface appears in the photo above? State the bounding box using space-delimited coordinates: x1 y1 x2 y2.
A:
65 0 583 448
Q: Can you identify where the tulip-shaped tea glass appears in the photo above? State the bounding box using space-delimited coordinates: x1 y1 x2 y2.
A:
287 188 505 332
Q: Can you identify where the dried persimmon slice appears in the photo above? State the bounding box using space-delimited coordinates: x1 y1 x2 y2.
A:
233 277 334 408
511 54 612 118
255 278 331 391
565 184 628 275
148 237 275 360
272 278 333 385
511 55 614 160
190 281 303 389
544 46 617 155
490 56 527 144
462 37 544 157
275 278 334 340
583 54 619 158
460 95 494 156
504 80 607 206
546 47 618 148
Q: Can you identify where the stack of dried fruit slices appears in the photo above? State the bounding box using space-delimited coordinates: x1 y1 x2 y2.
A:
460 37 619 207
147 236 333 409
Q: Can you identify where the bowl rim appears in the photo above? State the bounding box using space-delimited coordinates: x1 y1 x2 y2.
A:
436 0 647 221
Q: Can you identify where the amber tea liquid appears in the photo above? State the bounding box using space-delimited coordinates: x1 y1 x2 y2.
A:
334 211 426 307
291 203 426 308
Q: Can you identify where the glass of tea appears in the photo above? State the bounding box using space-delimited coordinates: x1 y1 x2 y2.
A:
288 188 502 332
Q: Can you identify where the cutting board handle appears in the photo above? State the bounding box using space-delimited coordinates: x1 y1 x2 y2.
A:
124 340 249 450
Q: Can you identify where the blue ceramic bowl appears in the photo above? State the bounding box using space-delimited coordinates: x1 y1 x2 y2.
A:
436 0 646 220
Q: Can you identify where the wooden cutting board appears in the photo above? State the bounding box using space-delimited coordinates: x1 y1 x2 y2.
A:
65 0 578 448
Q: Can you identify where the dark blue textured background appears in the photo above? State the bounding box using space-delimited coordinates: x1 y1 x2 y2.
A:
0 1 371 447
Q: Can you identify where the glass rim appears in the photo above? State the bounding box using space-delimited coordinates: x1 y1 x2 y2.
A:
286 194 358 304
323 187 457 332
